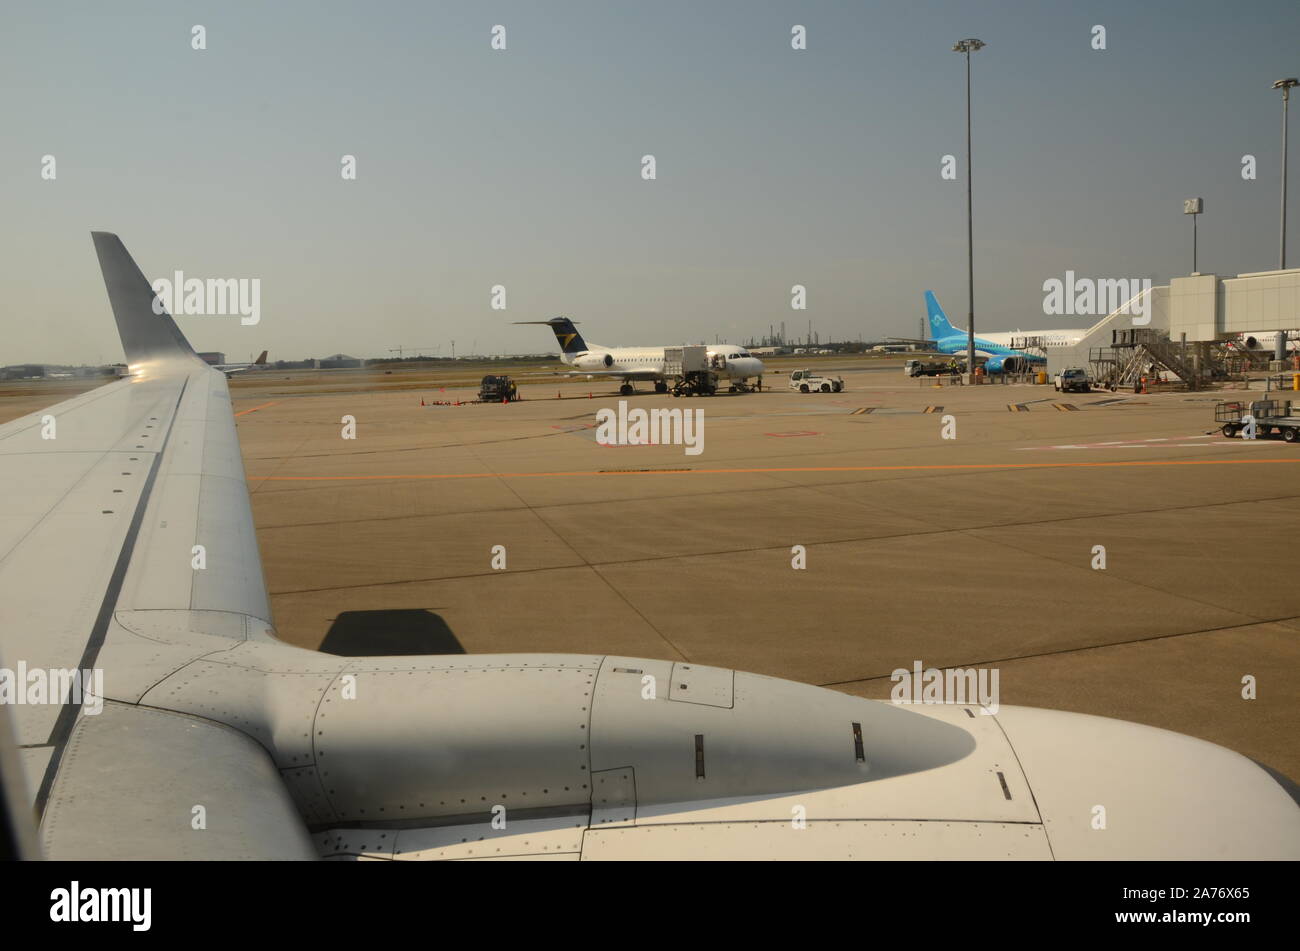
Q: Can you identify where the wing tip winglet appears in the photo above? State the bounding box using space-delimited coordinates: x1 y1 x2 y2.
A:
91 232 198 366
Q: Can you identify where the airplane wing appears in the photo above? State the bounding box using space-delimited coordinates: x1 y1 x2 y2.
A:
886 337 942 349
0 234 315 858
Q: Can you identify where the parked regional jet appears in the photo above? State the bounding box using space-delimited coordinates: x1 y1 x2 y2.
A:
918 291 1093 372
212 350 268 377
516 316 765 393
0 234 1296 861
1236 331 1296 354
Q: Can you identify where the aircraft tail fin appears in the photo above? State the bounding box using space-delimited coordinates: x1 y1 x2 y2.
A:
254 350 268 365
91 232 198 365
514 316 590 355
924 291 960 341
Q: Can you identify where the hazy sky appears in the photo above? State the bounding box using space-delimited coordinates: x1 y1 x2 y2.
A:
3 1 1298 364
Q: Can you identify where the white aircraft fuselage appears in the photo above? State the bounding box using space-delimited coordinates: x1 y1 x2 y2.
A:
518 317 766 390
566 344 765 382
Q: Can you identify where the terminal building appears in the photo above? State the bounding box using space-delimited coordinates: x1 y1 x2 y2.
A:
1037 266 1300 387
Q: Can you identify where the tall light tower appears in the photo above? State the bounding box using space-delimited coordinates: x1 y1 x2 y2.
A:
1183 198 1203 273
1274 78 1298 270
953 38 985 385
1273 79 1296 364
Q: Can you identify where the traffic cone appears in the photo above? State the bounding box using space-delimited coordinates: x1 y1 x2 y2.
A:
420 398 425 406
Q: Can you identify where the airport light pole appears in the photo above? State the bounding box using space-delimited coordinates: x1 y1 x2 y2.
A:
1275 79 1298 271
954 38 985 385
1184 198 1203 273
1273 79 1296 364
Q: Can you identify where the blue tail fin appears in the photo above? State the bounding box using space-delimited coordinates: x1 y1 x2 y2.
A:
924 291 960 341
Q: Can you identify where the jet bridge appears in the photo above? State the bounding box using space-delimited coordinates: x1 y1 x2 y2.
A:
1078 268 1300 386
1169 269 1300 347
1046 283 1168 376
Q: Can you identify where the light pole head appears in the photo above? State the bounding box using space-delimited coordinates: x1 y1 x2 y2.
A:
953 38 986 54
1274 78 1299 98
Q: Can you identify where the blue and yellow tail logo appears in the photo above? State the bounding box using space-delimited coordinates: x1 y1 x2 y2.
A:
547 317 588 354
514 316 590 353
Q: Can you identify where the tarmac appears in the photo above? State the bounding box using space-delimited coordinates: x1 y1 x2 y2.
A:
7 359 1298 778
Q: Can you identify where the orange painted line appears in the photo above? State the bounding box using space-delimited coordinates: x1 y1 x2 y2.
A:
235 401 280 417
253 457 1300 481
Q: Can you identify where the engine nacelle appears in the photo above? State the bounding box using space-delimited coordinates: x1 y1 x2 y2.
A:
574 352 613 371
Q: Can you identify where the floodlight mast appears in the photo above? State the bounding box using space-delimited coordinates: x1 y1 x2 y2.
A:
1274 79 1298 271
1273 79 1297 362
953 39 985 385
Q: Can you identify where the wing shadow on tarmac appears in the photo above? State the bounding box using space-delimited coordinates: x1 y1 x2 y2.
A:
319 609 466 656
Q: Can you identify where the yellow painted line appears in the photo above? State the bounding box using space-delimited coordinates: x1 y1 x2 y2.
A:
923 406 942 414
253 457 1300 482
850 407 874 415
235 400 280 417
1053 402 1079 412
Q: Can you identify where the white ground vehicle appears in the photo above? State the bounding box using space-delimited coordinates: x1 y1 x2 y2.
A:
789 368 844 393
1054 368 1091 392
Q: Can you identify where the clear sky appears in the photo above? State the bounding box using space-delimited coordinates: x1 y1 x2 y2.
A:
2 0 1298 364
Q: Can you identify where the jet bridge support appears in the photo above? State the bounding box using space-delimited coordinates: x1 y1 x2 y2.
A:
1008 335 1048 374
1089 328 1202 390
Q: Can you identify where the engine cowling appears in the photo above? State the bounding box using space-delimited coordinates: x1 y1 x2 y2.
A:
984 355 1035 374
